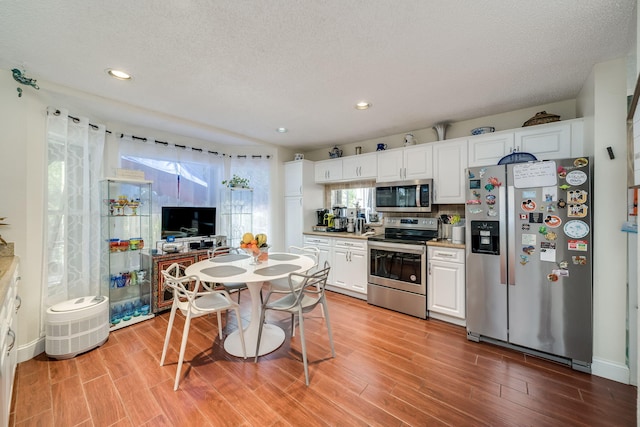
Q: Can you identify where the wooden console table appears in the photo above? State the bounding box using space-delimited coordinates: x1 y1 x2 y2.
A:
144 249 212 313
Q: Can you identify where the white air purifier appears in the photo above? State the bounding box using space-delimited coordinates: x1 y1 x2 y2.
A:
45 295 110 359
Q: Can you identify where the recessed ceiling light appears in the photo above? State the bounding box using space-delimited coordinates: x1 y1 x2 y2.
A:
106 68 132 80
355 101 372 110
276 127 288 133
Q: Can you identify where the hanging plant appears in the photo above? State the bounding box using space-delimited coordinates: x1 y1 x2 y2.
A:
222 174 250 189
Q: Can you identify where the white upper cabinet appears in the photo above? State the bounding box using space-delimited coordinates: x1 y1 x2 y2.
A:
376 149 404 182
284 160 308 196
342 152 377 180
467 133 515 167
468 119 583 167
315 158 343 183
432 139 468 204
403 144 434 181
514 122 571 160
376 144 433 182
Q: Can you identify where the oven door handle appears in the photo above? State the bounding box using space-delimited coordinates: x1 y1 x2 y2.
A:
368 241 426 255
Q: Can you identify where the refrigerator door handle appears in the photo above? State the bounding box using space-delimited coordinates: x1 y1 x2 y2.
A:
506 184 516 286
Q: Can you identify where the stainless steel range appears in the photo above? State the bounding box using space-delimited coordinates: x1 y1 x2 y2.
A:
367 217 438 319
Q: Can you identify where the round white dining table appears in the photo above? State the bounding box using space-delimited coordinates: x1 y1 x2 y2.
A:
185 251 314 357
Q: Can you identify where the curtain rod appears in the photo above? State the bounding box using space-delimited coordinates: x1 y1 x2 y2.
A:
51 109 270 159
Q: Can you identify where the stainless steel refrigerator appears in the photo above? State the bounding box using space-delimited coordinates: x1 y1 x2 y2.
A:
465 157 592 371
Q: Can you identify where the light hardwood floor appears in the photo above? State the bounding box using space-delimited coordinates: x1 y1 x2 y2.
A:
10 290 637 426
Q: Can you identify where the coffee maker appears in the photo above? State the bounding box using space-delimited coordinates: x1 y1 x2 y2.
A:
316 209 328 226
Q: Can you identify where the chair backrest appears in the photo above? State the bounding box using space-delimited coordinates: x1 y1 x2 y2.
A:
207 246 239 259
163 274 203 311
161 262 186 281
289 246 320 273
288 261 330 303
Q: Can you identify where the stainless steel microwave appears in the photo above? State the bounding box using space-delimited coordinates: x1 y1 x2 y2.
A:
376 179 433 212
375 179 433 213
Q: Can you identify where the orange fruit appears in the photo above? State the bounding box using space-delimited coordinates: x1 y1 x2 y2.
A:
251 239 258 245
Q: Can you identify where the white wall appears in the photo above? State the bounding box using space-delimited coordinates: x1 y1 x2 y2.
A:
578 58 631 383
303 99 577 161
0 71 47 359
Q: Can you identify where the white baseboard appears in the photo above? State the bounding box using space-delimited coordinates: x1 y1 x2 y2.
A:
591 356 630 384
17 336 45 364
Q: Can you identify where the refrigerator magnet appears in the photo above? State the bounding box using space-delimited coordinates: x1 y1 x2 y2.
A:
522 200 536 211
547 273 559 282
572 255 587 265
522 224 530 230
529 212 543 223
520 255 529 265
540 242 556 262
573 157 588 167
565 170 587 186
545 231 557 241
519 213 528 220
543 186 557 201
564 220 589 238
522 234 536 245
544 215 561 228
559 184 571 190
568 204 588 218
522 245 535 255
522 190 536 198
568 190 588 204
567 240 588 251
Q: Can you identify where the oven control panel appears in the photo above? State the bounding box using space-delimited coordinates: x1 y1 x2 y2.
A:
383 217 438 230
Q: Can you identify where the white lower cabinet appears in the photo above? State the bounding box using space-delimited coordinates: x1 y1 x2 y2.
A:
303 236 333 284
428 246 465 325
304 236 367 299
333 239 367 295
0 260 20 427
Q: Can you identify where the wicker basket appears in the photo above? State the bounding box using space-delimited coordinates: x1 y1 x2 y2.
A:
522 111 560 127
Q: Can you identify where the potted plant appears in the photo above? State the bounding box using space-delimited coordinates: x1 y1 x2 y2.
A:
222 174 250 189
0 217 7 245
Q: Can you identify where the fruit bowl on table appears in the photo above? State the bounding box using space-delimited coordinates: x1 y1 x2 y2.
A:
240 245 270 264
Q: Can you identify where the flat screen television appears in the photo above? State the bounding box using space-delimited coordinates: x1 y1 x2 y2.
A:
161 206 216 238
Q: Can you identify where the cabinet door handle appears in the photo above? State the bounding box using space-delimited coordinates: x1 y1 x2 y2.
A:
428 262 431 276
15 295 21 311
7 329 15 353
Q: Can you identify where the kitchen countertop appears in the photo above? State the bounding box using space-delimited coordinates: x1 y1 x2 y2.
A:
0 256 19 308
303 230 379 240
426 239 466 249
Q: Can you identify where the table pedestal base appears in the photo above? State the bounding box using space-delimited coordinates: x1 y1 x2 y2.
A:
224 323 285 357
223 281 285 357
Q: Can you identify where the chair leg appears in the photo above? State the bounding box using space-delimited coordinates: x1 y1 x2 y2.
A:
160 304 178 366
174 312 193 391
321 296 336 358
216 311 223 339
291 313 296 337
297 308 310 386
233 306 247 359
254 306 268 363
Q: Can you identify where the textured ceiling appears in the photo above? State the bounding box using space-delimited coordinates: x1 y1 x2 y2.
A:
0 1 636 150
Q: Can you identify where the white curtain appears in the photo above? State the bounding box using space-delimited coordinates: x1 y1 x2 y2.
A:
230 156 271 240
44 107 105 307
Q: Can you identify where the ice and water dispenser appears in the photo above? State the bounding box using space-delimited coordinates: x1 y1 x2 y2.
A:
470 221 500 255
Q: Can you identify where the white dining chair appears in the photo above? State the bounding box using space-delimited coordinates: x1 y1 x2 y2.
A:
264 246 324 323
207 246 249 303
160 263 246 390
255 262 334 386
